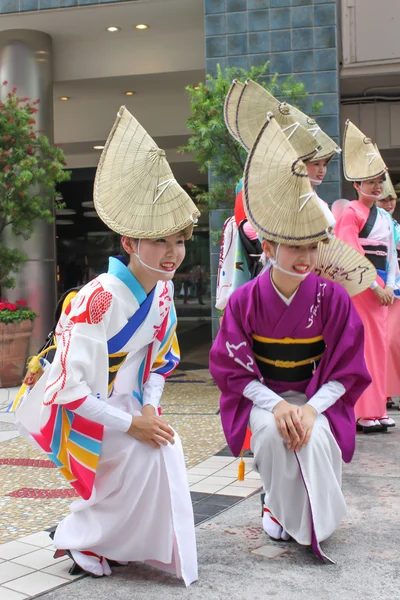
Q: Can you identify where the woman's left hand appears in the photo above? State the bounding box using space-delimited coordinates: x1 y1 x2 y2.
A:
291 404 318 452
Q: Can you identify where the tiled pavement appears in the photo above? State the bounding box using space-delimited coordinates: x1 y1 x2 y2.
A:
0 376 262 599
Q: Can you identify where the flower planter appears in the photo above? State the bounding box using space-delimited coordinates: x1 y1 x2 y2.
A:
0 319 35 388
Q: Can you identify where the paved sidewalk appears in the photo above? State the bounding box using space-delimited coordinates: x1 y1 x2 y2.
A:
1 379 398 599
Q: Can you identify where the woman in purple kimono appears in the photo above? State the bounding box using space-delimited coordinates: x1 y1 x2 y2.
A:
209 115 372 564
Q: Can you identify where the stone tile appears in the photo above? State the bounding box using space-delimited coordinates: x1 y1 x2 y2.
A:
0 0 18 13
227 55 249 70
293 49 315 72
251 544 288 559
248 31 269 54
204 0 225 15
227 478 262 489
292 5 313 28
269 8 290 30
292 0 312 5
216 485 254 497
292 27 314 50
270 52 292 74
0 412 16 423
315 48 337 71
198 493 242 507
226 12 247 34
315 70 338 93
0 563 34 585
248 53 271 68
227 34 248 56
314 3 336 26
3 571 69 596
200 475 237 486
271 0 290 5
60 0 77 6
0 431 20 442
315 93 338 115
42 560 80 581
294 72 315 92
314 25 336 49
39 0 59 8
187 473 206 484
270 30 291 52
248 0 268 8
205 14 226 36
206 36 227 58
227 0 246 11
187 466 220 476
189 482 227 494
248 9 269 32
0 542 40 561
200 456 236 465
0 588 28 600
12 548 67 570
17 531 54 548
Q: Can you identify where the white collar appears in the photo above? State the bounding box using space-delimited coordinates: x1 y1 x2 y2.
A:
270 273 299 306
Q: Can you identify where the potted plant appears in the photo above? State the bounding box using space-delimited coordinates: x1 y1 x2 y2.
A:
0 81 70 387
0 299 37 387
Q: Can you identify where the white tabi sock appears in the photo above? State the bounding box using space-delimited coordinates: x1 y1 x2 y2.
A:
70 550 111 577
262 494 290 541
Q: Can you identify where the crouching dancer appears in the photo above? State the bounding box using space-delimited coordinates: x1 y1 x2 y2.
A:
209 115 372 563
14 107 199 584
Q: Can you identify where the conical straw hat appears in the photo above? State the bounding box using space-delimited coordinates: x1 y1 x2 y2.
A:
343 120 387 182
224 79 245 144
236 79 320 160
286 104 341 161
315 236 376 296
381 172 397 200
94 106 200 239
243 113 331 244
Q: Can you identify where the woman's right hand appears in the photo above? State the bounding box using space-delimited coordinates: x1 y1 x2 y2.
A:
373 285 392 306
127 415 175 448
272 400 304 451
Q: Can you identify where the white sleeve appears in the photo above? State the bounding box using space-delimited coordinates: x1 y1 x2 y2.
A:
74 394 132 432
142 372 165 409
243 380 282 412
370 280 378 290
307 381 346 414
386 228 397 288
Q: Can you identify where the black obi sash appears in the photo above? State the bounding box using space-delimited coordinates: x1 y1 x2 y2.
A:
252 334 326 383
359 204 387 271
397 248 400 269
359 204 378 239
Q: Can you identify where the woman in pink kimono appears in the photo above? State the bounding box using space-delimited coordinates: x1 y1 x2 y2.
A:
335 121 397 432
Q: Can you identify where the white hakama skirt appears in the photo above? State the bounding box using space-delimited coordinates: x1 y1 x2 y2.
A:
53 394 198 587
249 392 346 553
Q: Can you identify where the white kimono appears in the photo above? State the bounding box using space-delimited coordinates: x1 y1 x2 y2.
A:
15 257 198 586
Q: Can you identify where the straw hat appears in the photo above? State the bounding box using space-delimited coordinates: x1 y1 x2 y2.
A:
94 106 200 239
343 120 387 182
380 172 397 200
243 113 331 244
286 105 341 161
224 79 245 145
235 79 320 161
315 236 376 296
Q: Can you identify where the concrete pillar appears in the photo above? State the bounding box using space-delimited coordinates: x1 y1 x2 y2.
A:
0 30 56 354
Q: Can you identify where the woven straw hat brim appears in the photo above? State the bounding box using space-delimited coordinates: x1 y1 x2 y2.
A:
224 80 245 145
381 172 397 200
286 104 341 161
315 236 377 296
243 114 331 245
343 120 387 182
236 80 320 160
94 106 200 240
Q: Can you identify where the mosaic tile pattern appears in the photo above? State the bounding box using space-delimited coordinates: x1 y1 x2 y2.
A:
1 0 131 14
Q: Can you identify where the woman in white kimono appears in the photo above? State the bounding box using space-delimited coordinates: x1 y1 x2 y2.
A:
15 107 200 584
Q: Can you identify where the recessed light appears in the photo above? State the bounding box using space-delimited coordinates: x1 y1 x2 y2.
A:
135 24 149 30
107 26 120 32
124 91 135 96
93 145 105 150
60 96 70 101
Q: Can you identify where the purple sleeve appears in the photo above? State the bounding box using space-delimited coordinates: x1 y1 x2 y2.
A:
306 282 372 462
209 290 263 456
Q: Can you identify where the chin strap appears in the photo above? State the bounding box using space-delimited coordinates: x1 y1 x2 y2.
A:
269 244 310 280
133 240 176 275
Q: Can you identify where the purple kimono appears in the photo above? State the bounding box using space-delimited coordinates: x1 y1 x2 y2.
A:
210 271 371 462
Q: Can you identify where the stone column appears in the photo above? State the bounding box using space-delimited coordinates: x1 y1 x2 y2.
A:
0 30 56 355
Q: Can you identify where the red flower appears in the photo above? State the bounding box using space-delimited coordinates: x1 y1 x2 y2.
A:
16 300 27 307
8 118 14 124
4 165 10 171
3 136 9 141
5 303 17 311
29 133 36 139
0 302 6 311
28 118 36 124
12 87 17 94
2 80 8 86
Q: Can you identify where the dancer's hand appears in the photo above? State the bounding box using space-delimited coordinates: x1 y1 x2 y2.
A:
142 404 156 418
128 414 175 448
272 400 304 451
294 404 318 452
383 286 395 306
